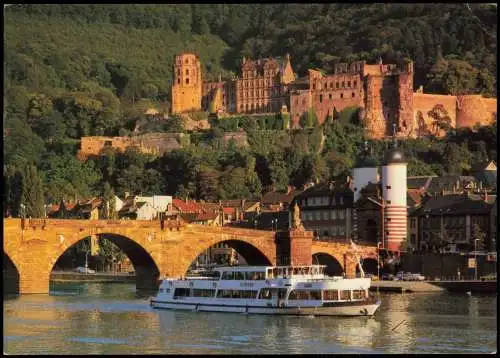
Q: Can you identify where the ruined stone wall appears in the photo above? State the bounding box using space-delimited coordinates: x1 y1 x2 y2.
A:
362 75 400 139
397 72 415 137
456 95 497 128
289 90 312 128
412 93 458 137
309 73 364 124
77 136 133 160
77 134 185 160
202 80 236 113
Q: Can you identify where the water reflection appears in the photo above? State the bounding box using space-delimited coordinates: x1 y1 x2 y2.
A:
3 283 497 354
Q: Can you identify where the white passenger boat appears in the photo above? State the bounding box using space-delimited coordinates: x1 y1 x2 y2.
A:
151 265 381 316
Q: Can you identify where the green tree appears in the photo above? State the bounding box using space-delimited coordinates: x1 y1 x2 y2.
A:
21 165 45 218
427 104 452 136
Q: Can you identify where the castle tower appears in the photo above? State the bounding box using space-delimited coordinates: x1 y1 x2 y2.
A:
381 133 407 252
352 141 379 241
397 61 415 137
171 53 202 114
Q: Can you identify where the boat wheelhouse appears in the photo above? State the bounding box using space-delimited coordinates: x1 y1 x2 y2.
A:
151 265 381 316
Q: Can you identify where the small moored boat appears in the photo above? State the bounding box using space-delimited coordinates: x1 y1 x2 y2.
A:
151 264 381 316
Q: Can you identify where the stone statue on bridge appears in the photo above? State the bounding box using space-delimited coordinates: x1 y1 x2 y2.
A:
292 202 304 231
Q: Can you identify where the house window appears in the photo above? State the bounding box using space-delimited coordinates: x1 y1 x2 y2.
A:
329 82 333 88
339 210 345 220
352 92 355 98
186 69 189 75
312 84 316 90
186 78 189 85
315 212 321 220
331 210 337 220
342 81 345 88
320 94 323 103
336 82 339 89
329 93 332 100
347 81 351 87
322 211 328 220
340 197 343 205
340 93 344 99
354 80 357 87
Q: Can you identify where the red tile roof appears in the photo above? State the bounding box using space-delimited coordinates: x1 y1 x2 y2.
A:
195 212 219 221
172 198 203 213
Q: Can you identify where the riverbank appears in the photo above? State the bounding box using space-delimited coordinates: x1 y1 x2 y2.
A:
370 280 497 293
50 271 136 283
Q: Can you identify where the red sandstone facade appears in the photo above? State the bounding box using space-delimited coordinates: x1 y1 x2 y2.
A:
175 53 497 139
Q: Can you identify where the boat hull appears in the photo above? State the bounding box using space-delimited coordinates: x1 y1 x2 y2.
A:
150 299 381 317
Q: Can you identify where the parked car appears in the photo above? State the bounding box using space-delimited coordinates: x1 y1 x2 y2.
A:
381 273 394 281
411 273 426 281
74 266 96 274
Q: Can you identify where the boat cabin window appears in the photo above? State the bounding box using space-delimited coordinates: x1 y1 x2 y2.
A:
258 288 272 299
339 290 351 300
248 271 265 280
323 290 339 300
173 288 190 298
234 271 245 280
352 290 366 299
217 289 257 299
192 289 216 297
288 290 322 300
221 271 234 280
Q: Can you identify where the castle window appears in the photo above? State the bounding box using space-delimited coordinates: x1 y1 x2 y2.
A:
330 82 333 88
320 94 323 103
352 92 355 98
312 84 316 90
342 81 345 88
340 93 344 99
186 78 189 85
354 80 357 87
177 78 180 84
347 81 351 87
185 58 189 64
186 69 189 75
177 69 180 76
329 93 332 100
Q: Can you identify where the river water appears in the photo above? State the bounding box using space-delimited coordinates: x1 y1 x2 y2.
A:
3 282 497 354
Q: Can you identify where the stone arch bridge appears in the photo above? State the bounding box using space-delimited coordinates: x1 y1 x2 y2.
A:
3 218 377 294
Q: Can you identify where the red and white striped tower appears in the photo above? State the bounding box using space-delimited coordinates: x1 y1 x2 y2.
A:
381 137 407 252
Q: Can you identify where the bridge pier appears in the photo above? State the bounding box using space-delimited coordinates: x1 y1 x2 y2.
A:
135 266 160 292
19 269 51 294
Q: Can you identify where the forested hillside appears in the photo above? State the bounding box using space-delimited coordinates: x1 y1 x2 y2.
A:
3 4 497 218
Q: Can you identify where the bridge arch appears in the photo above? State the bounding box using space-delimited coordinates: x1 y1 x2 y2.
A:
312 252 344 276
49 232 160 289
356 257 379 276
182 238 274 276
51 233 161 291
3 252 20 294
